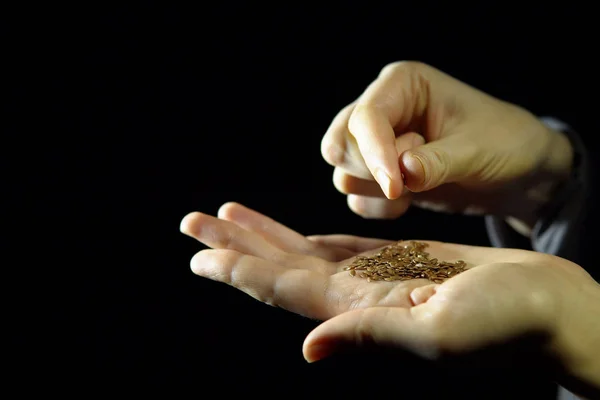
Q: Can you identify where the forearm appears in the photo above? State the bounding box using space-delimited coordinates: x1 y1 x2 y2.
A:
553 277 600 399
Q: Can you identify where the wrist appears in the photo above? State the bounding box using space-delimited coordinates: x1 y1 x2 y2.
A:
538 125 574 192
506 125 574 235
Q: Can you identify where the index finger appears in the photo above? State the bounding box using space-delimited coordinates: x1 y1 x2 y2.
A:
348 62 429 199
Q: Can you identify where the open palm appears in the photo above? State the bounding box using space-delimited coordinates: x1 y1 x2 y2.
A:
180 201 454 320
180 202 592 365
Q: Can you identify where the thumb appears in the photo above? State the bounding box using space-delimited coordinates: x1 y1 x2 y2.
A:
302 306 440 363
400 134 478 192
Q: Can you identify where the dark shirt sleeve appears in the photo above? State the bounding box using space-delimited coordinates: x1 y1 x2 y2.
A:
485 117 594 400
484 116 595 278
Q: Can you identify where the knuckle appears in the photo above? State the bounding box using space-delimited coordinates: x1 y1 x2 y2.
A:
339 102 356 116
321 138 345 166
379 60 427 78
347 104 372 137
379 61 402 76
322 103 355 166
209 227 234 249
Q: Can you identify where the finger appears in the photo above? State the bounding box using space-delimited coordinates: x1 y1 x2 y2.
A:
347 63 429 199
322 100 426 182
181 211 295 267
321 102 373 179
321 101 355 167
303 306 439 362
217 202 351 262
191 249 332 320
334 169 414 198
217 202 313 253
333 167 385 197
347 194 412 219
400 133 478 192
332 132 426 195
305 234 395 253
348 104 400 199
409 284 439 306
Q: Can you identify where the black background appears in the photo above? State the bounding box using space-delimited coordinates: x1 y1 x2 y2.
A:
7 2 598 397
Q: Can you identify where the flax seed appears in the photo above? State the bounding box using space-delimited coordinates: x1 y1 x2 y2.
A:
344 241 468 284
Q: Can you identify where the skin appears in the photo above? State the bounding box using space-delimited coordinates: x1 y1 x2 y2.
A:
320 61 574 232
180 202 600 399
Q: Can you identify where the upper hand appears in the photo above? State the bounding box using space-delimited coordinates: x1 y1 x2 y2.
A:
321 61 573 226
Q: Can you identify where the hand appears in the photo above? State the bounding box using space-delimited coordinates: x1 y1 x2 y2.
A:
321 61 573 229
180 202 600 397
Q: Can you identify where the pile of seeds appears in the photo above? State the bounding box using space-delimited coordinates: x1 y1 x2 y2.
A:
344 240 467 283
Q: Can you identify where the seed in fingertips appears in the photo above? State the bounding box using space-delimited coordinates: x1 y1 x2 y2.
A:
344 241 468 283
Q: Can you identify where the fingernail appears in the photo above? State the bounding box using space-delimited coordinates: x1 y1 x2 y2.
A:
304 343 330 363
401 151 426 190
374 168 392 197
